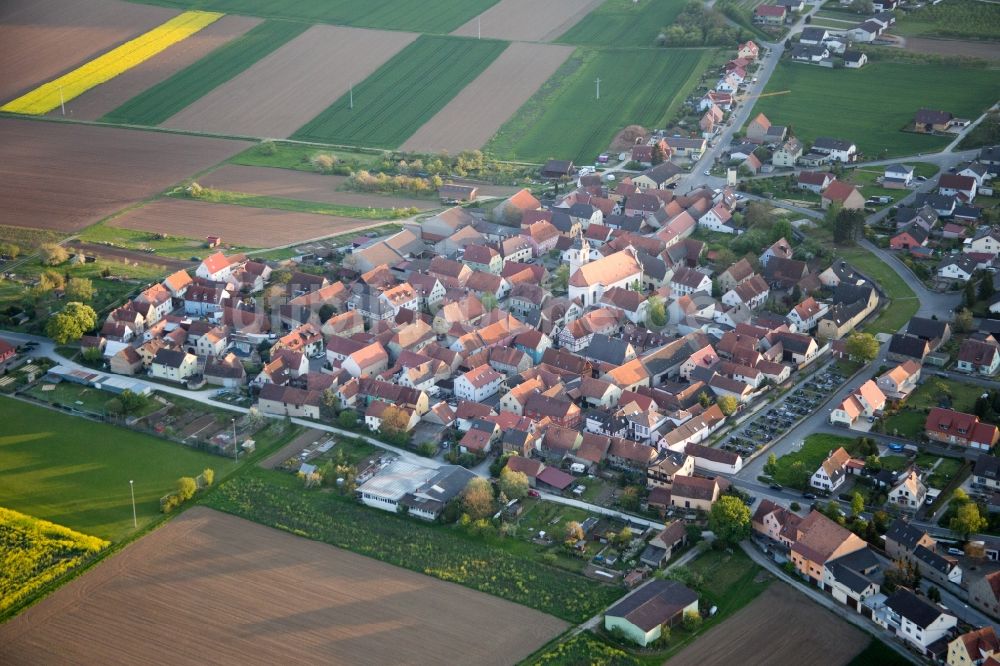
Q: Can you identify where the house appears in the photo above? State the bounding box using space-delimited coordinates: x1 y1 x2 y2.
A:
791 43 829 63
915 109 956 133
604 580 699 646
204 354 246 387
568 249 643 308
647 451 695 489
357 460 474 520
821 180 865 211
721 275 770 310
746 113 773 143
810 447 852 492
890 225 928 250
633 161 683 190
257 383 321 420
463 244 502 275
817 284 879 340
876 360 921 401
887 334 931 364
196 252 245 283
788 511 867 583
454 364 503 402
753 4 786 25
669 475 722 512
957 335 1000 376
885 519 937 563
0 338 16 365
342 343 389 378
968 228 1000 256
738 40 759 59
109 346 142 376
974 453 1000 493
888 468 927 510
937 254 977 283
149 349 197 384
812 138 857 163
718 258 755 292
640 521 688 568
843 51 867 68
799 27 828 44
925 408 1000 450
849 20 884 43
670 266 712 297
884 164 915 189
787 296 828 332
698 203 739 234
163 269 193 299
823 548 882 613
772 138 803 167
939 174 978 202
969 571 1000 620
752 499 801 543
876 588 957 656
946 627 1000 666
798 170 834 194
438 183 478 204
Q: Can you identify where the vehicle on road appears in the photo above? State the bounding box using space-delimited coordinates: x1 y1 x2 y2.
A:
889 443 904 452
770 483 783 491
803 492 816 500
703 170 711 176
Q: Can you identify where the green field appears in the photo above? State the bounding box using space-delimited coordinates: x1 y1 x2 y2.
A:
127 0 499 32
772 433 854 489
893 0 1000 41
0 398 236 542
751 59 1000 158
292 35 508 148
558 0 687 47
172 189 421 220
102 20 308 126
487 47 714 164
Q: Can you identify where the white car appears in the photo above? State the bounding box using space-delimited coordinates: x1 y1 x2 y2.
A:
703 170 711 176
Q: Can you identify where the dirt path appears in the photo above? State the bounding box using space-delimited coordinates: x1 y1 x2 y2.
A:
258 428 328 469
451 0 603 42
164 24 418 138
67 241 194 271
401 42 573 154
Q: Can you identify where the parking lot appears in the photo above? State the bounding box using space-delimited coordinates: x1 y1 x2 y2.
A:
721 367 845 458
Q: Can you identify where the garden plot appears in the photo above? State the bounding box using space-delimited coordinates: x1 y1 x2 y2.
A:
402 42 573 154
164 24 418 138
452 0 603 42
0 508 568 665
0 0 176 103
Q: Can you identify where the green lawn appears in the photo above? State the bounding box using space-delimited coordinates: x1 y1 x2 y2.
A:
837 247 918 335
78 223 236 260
751 59 1000 158
486 47 715 164
557 0 687 47
884 410 925 439
0 397 237 542
101 20 309 126
229 142 386 172
773 433 854 489
127 0 500 33
892 0 1000 41
292 35 508 148
879 455 910 472
171 189 421 220
24 383 157 417
908 377 986 413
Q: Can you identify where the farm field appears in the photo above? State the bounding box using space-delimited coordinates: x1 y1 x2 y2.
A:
54 14 261 121
110 198 381 246
101 19 308 126
124 0 500 32
401 42 574 154
0 397 235 543
751 59 1000 158
892 0 1000 41
903 37 1000 61
669 584 867 666
198 165 440 211
487 47 713 164
0 507 568 664
0 0 176 104
557 0 687 46
292 35 508 149
451 0 602 42
164 25 418 138
0 118 249 232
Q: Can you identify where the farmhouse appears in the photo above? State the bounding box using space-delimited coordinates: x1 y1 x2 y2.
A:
753 4 786 25
604 580 698 646
150 349 197 384
257 383 321 420
914 109 956 134
821 180 865 211
925 408 1000 450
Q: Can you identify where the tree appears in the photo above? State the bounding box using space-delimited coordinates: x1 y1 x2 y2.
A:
979 273 996 302
864 454 882 473
379 405 411 435
565 520 585 542
0 242 21 259
118 389 148 414
965 280 977 308
651 142 667 166
849 0 873 12
552 264 569 291
789 460 810 489
845 332 879 363
953 488 970 504
461 477 495 521
764 453 778 477
620 485 642 511
833 209 865 245
698 391 712 408
743 202 769 229
37 270 65 293
202 468 215 487
480 293 498 312
616 526 633 548
82 346 103 364
954 308 974 333
646 295 667 327
64 277 95 302
322 388 339 415
39 243 69 266
851 491 865 517
337 409 358 429
46 302 97 344
950 501 987 538
682 610 702 631
177 476 197 501
499 467 529 500
708 495 751 545
246 407 264 429
717 395 738 416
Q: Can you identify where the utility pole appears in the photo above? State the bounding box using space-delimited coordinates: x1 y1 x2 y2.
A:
349 83 353 110
594 78 601 101
232 417 238 462
129 480 137 529
59 86 65 116
477 16 481 39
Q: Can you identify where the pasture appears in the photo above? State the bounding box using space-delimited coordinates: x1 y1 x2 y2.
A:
111 198 382 246
669 584 867 666
487 47 713 163
893 0 1000 41
101 19 308 126
164 25 418 138
0 0 176 103
292 35 508 149
558 0 687 46
0 508 568 664
125 0 500 33
0 118 248 232
0 398 235 542
401 42 574 154
751 59 1000 158
451 0 602 42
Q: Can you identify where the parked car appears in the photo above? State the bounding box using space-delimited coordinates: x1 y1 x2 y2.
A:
769 483 783 491
803 492 816 500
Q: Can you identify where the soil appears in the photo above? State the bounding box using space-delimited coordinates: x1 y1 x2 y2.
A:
259 428 328 469
401 42 573 154
0 0 177 103
902 36 1000 60
198 164 439 211
0 118 249 232
0 507 568 665
608 125 648 153
52 14 263 121
669 584 867 666
110 198 384 247
164 24 418 139
451 0 604 42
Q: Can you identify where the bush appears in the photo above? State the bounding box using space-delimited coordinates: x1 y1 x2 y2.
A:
257 140 277 156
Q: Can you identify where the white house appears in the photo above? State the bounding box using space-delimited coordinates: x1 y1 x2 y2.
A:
721 275 769 311
568 249 643 308
196 252 244 283
149 349 198 383
812 137 856 162
810 447 852 492
883 164 914 188
670 266 713 297
875 589 957 655
937 255 976 282
888 469 927 510
697 204 739 234
967 228 1000 256
454 364 504 402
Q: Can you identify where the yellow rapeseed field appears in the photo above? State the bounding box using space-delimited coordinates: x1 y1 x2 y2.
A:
1 10 223 115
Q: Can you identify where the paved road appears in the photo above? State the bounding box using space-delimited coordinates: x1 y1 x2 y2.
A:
857 238 962 319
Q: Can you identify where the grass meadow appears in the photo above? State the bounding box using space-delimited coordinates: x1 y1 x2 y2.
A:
101 20 308 126
292 35 508 148
558 0 687 47
752 59 1000 158
892 0 1000 41
487 47 714 163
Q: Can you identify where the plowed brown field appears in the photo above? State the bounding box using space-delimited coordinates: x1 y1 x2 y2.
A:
452 0 603 41
164 24 418 138
51 14 262 121
401 42 573 154
0 0 177 103
199 164 439 210
110 198 378 247
0 119 249 232
669 584 867 666
0 507 567 665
